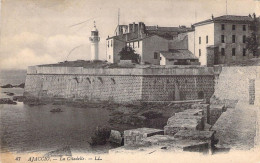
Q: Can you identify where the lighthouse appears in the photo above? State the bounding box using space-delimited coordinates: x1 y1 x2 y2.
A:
89 21 100 60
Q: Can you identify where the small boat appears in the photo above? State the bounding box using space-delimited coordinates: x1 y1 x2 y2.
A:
50 108 63 113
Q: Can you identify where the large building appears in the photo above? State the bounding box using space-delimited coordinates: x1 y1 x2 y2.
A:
106 22 195 65
189 15 259 66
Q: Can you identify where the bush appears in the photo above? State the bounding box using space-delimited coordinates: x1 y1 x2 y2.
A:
118 46 141 64
89 126 111 146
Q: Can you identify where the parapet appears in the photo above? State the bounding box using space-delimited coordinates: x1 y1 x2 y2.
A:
27 66 215 76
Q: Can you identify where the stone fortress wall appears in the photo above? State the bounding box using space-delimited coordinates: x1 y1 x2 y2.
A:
24 66 215 103
24 65 260 105
213 66 260 106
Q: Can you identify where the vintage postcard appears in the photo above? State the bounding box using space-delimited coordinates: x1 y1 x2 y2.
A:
0 0 260 162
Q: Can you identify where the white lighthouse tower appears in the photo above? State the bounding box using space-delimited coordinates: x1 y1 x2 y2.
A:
89 21 100 60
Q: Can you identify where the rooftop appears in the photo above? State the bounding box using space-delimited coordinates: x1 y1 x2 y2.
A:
38 60 110 68
160 50 198 60
146 26 192 32
193 15 255 26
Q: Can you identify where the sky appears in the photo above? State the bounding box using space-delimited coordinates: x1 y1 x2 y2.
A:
0 0 259 70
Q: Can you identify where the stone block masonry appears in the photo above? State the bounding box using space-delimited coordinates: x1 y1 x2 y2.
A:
213 66 260 106
24 66 215 103
208 105 225 125
124 128 164 146
164 109 205 136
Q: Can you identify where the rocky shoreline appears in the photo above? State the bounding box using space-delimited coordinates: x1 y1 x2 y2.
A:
0 83 25 88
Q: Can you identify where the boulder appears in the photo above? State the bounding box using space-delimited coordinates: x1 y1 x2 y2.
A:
142 135 175 146
109 130 123 145
174 130 216 146
13 96 24 102
4 92 14 96
124 128 164 146
167 114 204 132
16 83 25 88
0 98 17 105
1 84 13 88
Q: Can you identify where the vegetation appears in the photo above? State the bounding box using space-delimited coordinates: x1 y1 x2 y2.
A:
246 15 259 57
89 126 111 146
246 32 259 57
118 46 141 64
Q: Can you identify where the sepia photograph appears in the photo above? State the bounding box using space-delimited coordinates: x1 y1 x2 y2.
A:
0 0 260 162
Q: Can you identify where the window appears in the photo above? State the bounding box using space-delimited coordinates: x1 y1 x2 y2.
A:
221 48 225 56
138 41 139 48
199 49 201 57
232 35 236 43
108 41 109 47
221 35 225 43
206 36 208 44
243 48 246 56
221 24 225 30
243 25 246 31
232 25 236 30
232 48 236 56
109 55 111 59
199 37 201 44
243 35 246 43
154 52 158 59
133 42 134 48
160 57 162 60
111 40 113 47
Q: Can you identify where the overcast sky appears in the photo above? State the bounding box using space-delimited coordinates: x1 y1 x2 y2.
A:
0 0 259 69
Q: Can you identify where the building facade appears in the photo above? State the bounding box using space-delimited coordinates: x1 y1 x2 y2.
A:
106 22 193 64
190 15 258 66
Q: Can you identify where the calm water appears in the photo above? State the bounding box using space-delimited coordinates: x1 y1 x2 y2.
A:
0 70 112 154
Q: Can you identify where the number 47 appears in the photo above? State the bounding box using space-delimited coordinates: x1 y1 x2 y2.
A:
15 157 21 161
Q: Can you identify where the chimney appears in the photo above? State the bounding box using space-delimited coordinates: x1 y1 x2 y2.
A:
133 22 135 32
211 14 214 19
253 13 256 19
249 14 252 18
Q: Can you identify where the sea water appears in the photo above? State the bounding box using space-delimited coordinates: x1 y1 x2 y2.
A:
0 70 112 154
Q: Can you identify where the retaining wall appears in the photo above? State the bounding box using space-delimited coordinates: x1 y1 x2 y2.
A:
213 66 260 106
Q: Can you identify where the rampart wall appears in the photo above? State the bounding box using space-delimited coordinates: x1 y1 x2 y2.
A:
213 66 260 106
24 66 215 103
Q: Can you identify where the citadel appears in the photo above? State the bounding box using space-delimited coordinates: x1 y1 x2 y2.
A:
22 13 260 153
24 14 260 106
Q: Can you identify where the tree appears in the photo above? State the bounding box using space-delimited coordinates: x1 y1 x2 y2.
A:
118 46 141 64
246 16 259 57
246 32 259 57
